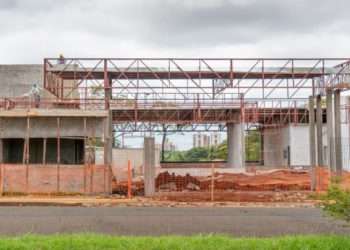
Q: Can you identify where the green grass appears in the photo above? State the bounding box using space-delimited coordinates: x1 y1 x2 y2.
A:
0 234 349 250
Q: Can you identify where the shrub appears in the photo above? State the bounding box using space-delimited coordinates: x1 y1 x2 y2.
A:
322 177 350 222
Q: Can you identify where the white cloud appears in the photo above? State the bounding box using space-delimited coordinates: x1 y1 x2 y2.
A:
0 0 349 63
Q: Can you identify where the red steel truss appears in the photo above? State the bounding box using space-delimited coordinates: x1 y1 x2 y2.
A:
3 58 350 130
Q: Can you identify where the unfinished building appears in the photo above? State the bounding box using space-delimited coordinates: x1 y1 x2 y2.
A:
0 59 349 196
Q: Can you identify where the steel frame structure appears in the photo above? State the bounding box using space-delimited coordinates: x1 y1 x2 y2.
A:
43 58 350 96
3 58 350 133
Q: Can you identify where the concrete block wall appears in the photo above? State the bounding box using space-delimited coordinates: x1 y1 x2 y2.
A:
289 125 310 166
263 126 290 166
2 138 84 164
263 124 328 167
161 162 227 169
0 117 104 138
159 167 245 176
95 147 161 182
1 164 108 194
0 64 79 100
263 121 350 168
0 65 43 98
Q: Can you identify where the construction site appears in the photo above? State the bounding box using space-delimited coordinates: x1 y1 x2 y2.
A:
0 58 349 202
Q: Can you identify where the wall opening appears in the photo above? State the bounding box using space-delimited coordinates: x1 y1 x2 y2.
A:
2 138 24 163
2 138 84 164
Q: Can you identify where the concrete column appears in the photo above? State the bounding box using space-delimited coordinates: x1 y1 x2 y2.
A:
347 96 350 157
326 89 334 172
144 137 155 196
334 89 342 174
104 111 113 195
309 96 316 166
316 95 323 167
42 138 47 165
309 96 316 190
227 122 245 169
0 118 2 197
0 139 2 164
227 123 234 167
0 118 2 164
260 131 264 165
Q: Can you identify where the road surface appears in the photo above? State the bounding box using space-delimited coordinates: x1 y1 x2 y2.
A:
0 207 349 236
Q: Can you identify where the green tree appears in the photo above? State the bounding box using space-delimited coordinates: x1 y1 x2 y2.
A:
245 130 260 162
215 140 227 160
183 147 210 161
159 125 184 162
165 151 185 161
162 131 261 162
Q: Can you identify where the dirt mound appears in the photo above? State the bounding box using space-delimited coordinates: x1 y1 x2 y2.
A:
110 169 350 202
113 179 144 196
211 171 311 191
158 171 311 192
113 170 312 195
156 172 201 191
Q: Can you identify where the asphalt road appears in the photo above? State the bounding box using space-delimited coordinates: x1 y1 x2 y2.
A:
0 207 349 236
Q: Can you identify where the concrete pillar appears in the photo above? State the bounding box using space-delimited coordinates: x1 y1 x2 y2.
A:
347 96 350 157
334 89 342 174
326 89 334 172
0 118 2 164
104 111 113 195
0 118 2 196
309 96 316 190
316 95 323 167
227 122 245 169
144 137 155 196
0 139 2 164
309 96 316 166
260 131 264 165
227 123 234 167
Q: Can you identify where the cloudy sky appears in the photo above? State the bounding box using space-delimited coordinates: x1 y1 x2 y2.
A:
1 0 350 64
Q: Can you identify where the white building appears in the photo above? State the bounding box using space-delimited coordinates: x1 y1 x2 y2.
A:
263 96 350 169
210 132 222 146
193 132 211 148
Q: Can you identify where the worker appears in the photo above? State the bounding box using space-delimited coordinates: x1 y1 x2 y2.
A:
57 54 66 64
31 83 41 108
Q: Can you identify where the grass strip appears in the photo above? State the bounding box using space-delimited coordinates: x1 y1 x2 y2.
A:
0 234 349 250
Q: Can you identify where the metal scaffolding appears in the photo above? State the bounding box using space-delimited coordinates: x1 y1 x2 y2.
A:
37 58 350 131
0 58 350 197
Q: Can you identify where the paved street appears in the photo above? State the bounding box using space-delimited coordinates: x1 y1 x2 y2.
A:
0 207 349 236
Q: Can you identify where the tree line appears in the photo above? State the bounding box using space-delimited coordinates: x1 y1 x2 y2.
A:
164 130 260 162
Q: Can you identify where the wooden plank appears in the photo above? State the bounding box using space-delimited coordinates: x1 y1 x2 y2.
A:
43 138 47 165
0 109 108 118
83 117 87 195
57 117 60 193
0 117 2 197
25 117 30 193
0 164 3 197
0 118 2 164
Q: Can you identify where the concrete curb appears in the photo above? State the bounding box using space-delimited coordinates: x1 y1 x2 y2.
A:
0 197 319 208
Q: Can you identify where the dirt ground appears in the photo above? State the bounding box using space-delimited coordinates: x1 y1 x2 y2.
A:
114 168 348 202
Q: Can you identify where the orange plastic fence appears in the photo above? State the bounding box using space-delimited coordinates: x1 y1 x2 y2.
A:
112 162 317 202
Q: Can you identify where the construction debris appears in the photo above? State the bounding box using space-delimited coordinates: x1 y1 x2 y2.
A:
112 170 314 202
